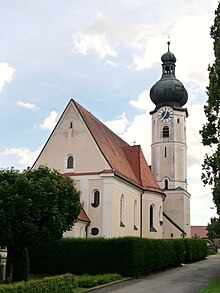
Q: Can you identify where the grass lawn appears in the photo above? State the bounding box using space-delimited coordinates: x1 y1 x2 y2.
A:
200 277 220 293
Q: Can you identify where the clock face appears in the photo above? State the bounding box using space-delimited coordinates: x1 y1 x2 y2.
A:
158 108 173 122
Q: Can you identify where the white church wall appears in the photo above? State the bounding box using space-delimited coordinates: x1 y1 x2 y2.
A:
99 176 141 238
142 191 163 239
63 221 87 238
163 189 191 238
32 103 110 174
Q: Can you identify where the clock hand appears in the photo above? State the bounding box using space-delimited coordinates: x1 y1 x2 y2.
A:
161 109 168 121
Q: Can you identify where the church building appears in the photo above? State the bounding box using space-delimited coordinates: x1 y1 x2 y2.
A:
32 43 191 239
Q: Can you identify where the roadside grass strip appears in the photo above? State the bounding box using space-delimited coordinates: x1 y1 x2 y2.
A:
200 277 220 293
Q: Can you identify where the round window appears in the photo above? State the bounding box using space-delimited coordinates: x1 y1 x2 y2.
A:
91 227 99 236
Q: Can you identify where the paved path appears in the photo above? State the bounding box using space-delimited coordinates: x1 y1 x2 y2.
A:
93 254 220 293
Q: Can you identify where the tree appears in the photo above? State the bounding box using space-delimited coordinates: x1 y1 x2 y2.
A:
200 3 220 214
0 166 81 282
206 217 220 240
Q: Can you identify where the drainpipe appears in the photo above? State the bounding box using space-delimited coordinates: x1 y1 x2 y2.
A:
140 191 144 238
85 221 91 238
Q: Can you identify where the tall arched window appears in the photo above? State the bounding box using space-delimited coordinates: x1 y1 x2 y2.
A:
134 200 138 230
67 155 74 169
120 194 125 227
163 126 169 138
150 204 156 232
91 190 100 208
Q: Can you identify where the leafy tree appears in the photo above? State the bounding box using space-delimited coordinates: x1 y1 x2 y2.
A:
200 3 220 214
0 166 81 283
206 217 220 240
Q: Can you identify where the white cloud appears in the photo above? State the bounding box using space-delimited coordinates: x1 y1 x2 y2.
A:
170 13 214 89
0 63 15 91
0 147 41 167
40 111 58 131
131 35 165 70
104 112 128 135
129 89 155 111
74 34 117 59
17 101 39 112
189 180 217 225
106 60 117 68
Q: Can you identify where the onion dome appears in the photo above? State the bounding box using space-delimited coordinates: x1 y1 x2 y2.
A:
150 42 188 110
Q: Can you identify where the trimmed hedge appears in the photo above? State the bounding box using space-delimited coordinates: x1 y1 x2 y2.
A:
0 273 122 292
184 238 208 263
29 237 207 277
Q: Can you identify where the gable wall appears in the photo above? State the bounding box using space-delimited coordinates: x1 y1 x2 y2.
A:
32 103 110 174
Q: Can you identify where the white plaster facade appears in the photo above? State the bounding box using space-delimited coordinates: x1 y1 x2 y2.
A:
33 100 164 239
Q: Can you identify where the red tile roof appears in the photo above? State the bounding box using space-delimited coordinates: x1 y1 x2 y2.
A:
78 208 90 223
191 226 208 238
73 100 162 193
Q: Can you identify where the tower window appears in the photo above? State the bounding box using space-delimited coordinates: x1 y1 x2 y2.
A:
70 122 73 128
165 147 167 157
91 190 100 208
67 155 74 169
163 126 169 138
177 118 180 124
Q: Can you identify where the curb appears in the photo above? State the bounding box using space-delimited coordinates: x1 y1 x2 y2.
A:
82 278 132 292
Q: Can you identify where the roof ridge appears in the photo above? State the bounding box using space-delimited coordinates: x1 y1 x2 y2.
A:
72 99 162 193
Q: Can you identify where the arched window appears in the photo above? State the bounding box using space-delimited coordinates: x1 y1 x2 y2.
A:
67 155 74 169
163 126 169 138
120 194 125 227
150 204 156 232
91 190 100 208
134 200 138 230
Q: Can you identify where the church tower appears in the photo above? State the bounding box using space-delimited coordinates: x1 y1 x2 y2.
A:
150 42 191 238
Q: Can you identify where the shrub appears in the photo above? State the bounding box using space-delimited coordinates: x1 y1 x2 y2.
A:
29 237 207 278
29 237 185 277
184 238 207 263
0 273 122 292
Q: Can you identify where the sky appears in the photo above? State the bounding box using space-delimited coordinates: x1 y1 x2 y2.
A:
0 0 219 226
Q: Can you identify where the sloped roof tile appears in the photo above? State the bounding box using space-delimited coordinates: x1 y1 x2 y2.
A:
73 100 162 193
78 208 90 223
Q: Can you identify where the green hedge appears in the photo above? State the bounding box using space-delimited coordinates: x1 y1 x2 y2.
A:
29 237 206 277
0 273 122 292
184 238 208 263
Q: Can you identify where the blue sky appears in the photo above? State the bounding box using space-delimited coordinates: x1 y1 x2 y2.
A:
0 0 219 225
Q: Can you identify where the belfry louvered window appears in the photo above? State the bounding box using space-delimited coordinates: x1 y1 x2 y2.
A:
163 126 169 138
